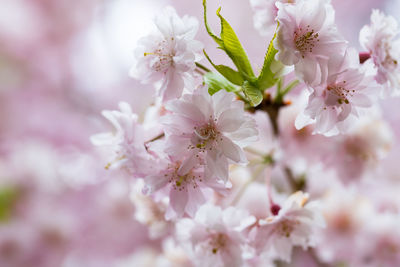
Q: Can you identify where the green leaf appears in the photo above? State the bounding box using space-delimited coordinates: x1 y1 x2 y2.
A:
204 72 239 95
0 186 19 222
275 79 299 104
216 8 255 78
242 81 263 107
202 0 223 47
203 50 244 85
257 29 280 90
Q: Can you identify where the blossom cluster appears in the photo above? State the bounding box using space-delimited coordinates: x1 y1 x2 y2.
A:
86 0 400 265
2 0 400 266
87 0 400 265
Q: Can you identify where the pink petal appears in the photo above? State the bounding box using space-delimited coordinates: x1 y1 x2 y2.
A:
351 94 372 107
161 71 185 102
217 108 245 133
165 99 204 122
185 187 206 217
170 188 188 217
143 174 169 194
206 152 229 182
219 136 246 163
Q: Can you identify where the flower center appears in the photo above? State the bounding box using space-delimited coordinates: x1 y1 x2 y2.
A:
325 81 355 105
209 233 227 254
343 136 371 161
380 42 398 70
189 118 221 152
167 163 202 191
294 25 319 58
277 219 299 238
144 39 174 73
331 212 353 233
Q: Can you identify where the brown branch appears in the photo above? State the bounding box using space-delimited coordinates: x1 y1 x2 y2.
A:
247 93 289 136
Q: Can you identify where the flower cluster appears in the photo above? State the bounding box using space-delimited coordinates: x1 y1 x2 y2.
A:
90 1 400 266
3 0 400 266
94 7 259 220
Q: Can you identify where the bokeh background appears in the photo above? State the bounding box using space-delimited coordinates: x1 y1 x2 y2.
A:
1 0 399 266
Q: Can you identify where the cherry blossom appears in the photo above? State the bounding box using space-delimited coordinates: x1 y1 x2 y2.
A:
130 180 171 239
141 144 229 219
359 9 400 97
8 1 400 266
315 186 375 265
90 102 152 176
295 50 379 135
162 86 258 182
249 191 325 262
325 114 393 183
130 6 203 102
176 204 256 267
249 0 296 37
278 91 332 163
360 214 400 266
275 0 347 85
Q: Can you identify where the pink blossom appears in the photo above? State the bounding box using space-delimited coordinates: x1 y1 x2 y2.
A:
315 186 374 265
295 50 378 135
130 180 171 239
90 102 152 176
275 0 347 85
278 91 332 163
0 143 149 267
176 204 256 267
130 6 203 102
249 0 296 37
142 146 228 219
118 238 191 267
249 191 325 262
359 9 400 96
360 213 400 266
324 115 393 183
162 86 258 182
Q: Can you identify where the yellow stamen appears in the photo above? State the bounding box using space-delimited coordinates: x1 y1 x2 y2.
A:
105 155 126 170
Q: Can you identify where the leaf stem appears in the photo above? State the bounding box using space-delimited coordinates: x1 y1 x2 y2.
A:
196 62 211 73
282 79 299 97
195 69 206 75
144 133 165 144
231 164 266 205
275 79 299 104
244 147 265 157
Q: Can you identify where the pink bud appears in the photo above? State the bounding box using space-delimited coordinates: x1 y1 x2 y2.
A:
271 204 281 216
359 52 371 64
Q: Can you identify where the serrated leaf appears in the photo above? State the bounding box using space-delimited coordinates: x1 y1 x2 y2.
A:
202 0 223 47
257 29 280 90
216 8 255 78
242 81 263 107
204 72 239 95
203 50 244 85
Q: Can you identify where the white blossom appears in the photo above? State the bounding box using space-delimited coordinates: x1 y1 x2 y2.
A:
130 6 203 102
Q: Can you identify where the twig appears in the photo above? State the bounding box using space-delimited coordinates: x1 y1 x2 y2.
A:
145 133 165 144
283 166 306 192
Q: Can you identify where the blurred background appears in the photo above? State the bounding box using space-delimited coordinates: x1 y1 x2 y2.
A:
0 0 399 266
